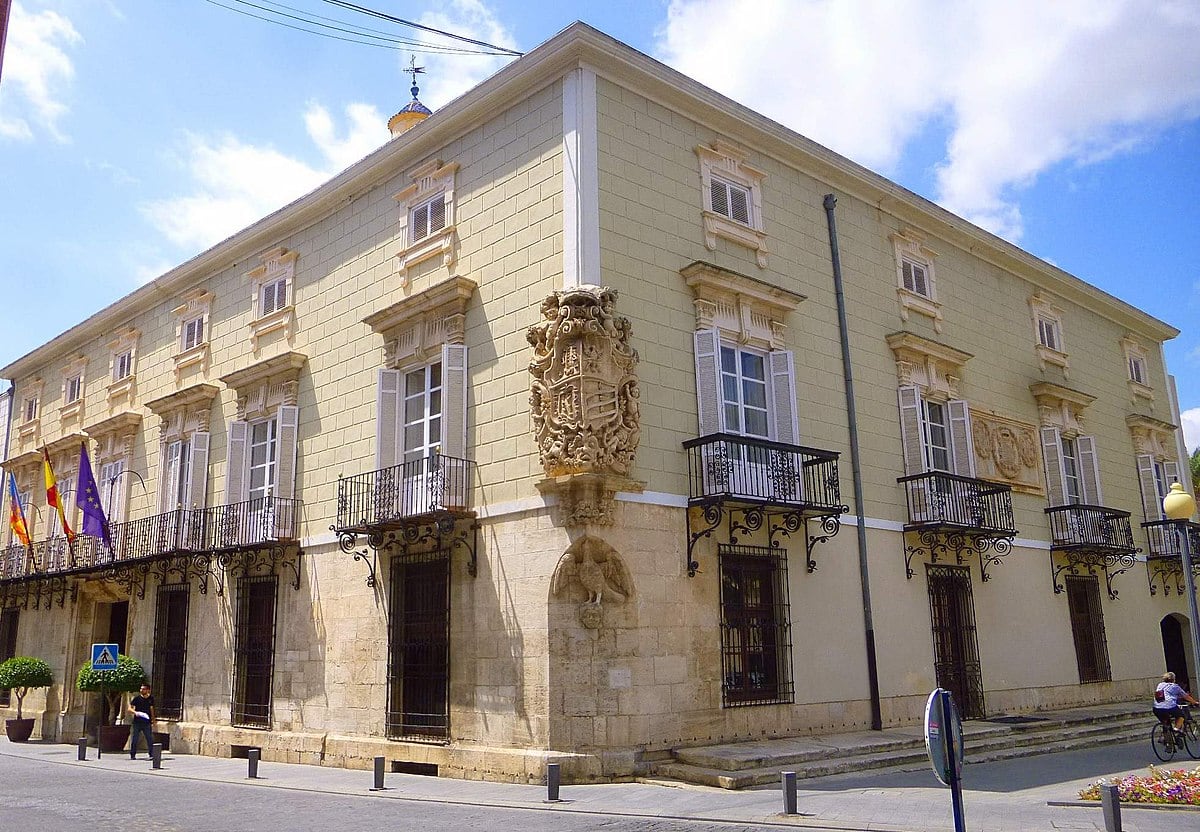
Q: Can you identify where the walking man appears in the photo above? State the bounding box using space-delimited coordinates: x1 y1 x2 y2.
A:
128 682 157 760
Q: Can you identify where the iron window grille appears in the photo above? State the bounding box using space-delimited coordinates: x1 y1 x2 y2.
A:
718 544 793 707
232 575 278 729
1065 574 1111 683
0 609 17 707
152 583 191 721
387 549 450 741
926 564 986 720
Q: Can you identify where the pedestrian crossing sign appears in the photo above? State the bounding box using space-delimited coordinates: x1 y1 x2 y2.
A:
91 643 119 671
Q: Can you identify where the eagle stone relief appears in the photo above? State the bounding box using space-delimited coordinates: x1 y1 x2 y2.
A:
551 537 634 629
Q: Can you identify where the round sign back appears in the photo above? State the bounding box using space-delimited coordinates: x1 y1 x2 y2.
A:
924 688 964 786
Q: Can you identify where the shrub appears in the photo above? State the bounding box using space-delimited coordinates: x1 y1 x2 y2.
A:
76 654 147 725
0 656 54 720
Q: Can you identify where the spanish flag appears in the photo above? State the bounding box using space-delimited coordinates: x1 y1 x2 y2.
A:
43 448 75 542
6 472 30 547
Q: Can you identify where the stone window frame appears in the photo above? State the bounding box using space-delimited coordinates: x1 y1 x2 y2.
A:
1029 292 1069 376
83 411 143 525
890 230 943 333
887 332 976 478
246 247 298 354
16 378 44 446
1120 335 1153 404
172 289 214 383
695 140 768 268
60 355 88 426
146 383 219 515
1031 381 1102 508
394 158 459 285
107 328 140 409
1127 414 1181 522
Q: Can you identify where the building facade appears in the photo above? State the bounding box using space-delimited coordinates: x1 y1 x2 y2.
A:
1 24 1196 782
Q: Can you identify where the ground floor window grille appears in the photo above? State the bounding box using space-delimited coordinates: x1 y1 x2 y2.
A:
387 550 450 741
926 563 986 719
232 575 278 728
718 544 793 707
153 583 191 720
0 609 17 707
1065 574 1111 683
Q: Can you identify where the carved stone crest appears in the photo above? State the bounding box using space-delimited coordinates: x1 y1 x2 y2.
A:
550 537 634 629
971 411 1042 494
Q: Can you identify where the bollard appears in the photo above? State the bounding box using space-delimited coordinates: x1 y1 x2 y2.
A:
77 737 88 761
151 742 163 770
247 748 260 779
781 771 798 815
370 755 387 791
1100 784 1121 832
545 762 561 802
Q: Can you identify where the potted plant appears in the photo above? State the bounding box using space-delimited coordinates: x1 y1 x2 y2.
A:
76 654 146 752
0 656 54 742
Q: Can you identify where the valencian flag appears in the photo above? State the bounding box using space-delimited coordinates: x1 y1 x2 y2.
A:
6 471 31 547
43 448 75 543
76 443 112 548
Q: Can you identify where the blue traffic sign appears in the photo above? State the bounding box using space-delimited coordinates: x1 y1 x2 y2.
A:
91 643 119 670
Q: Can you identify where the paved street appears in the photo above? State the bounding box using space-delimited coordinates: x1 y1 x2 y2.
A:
0 737 1195 831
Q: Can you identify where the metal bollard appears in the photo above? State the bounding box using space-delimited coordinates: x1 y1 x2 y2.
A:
77 737 88 761
151 742 163 770
247 748 260 779
370 755 387 791
545 762 561 802
1100 784 1122 832
781 771 798 815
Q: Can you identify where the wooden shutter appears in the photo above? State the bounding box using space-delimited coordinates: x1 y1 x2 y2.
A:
897 386 925 475
1077 435 1102 505
1041 426 1066 507
226 420 249 505
412 203 429 241
429 194 447 233
275 406 299 501
160 441 180 513
187 432 210 509
729 185 750 224
376 369 402 470
768 349 799 445
710 179 728 217
1136 454 1161 521
1164 462 1181 494
947 400 975 478
694 329 723 437
441 344 468 459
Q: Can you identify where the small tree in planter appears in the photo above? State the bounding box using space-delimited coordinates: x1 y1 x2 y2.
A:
0 656 54 742
77 654 146 751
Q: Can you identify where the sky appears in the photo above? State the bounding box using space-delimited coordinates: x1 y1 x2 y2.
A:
0 0 1197 452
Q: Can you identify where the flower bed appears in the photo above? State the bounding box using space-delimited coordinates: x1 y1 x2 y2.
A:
1079 766 1200 806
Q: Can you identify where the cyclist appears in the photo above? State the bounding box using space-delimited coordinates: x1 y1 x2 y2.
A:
1154 672 1198 736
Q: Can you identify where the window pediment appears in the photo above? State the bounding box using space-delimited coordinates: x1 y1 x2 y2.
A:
681 261 803 350
219 351 306 421
1125 414 1177 461
146 383 220 441
363 275 476 368
886 332 971 402
1029 381 1095 439
84 412 143 462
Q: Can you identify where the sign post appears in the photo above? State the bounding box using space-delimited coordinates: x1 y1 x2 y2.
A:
90 644 119 759
924 687 967 832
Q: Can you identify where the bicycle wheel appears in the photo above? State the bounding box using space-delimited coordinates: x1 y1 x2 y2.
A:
1152 723 1177 761
1182 721 1200 760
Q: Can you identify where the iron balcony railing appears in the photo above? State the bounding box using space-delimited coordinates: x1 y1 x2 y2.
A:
1045 504 1137 554
335 453 476 532
1142 519 1200 560
898 471 1016 535
683 433 843 512
0 496 302 583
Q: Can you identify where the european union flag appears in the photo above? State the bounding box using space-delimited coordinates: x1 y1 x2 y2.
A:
76 443 112 548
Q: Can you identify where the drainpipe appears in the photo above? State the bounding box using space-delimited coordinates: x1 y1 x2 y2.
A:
823 194 882 731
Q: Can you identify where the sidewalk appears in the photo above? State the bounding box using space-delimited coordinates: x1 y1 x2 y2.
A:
0 731 1192 832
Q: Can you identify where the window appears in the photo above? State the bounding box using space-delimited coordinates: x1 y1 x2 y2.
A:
161 438 193 511
171 290 213 382
99 459 126 523
1120 335 1153 402
394 159 458 282
232 575 277 728
260 278 287 316
1061 436 1082 505
1028 292 1068 374
402 364 442 464
897 388 974 478
388 552 450 740
0 609 17 707
1041 429 1101 507
693 331 798 444
719 545 792 707
48 474 76 539
695 141 768 267
709 176 751 226
182 317 205 351
720 346 768 438
922 400 952 473
1128 355 1145 385
22 396 37 423
113 351 132 382
410 193 447 243
1037 315 1060 352
1136 453 1180 522
902 258 931 298
152 583 190 720
65 374 83 404
1065 575 1111 683
248 418 279 501
247 248 297 351
890 231 943 332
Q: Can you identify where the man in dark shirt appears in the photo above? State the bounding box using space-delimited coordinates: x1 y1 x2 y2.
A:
128 683 156 760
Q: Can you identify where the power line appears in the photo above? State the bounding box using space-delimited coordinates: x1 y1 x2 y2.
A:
319 0 522 56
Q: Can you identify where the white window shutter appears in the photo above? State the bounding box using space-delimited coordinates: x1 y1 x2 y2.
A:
1041 426 1067 507
160 442 180 513
376 369 402 470
1076 435 1102 505
227 420 250 505
1164 461 1181 494
1136 454 1161 521
441 344 468 459
275 406 300 502
768 349 799 445
897 386 925 476
947 400 976 478
694 329 723 436
187 432 210 509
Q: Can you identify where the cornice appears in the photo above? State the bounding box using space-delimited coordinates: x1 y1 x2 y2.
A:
144 383 222 418
362 275 478 335
219 351 308 393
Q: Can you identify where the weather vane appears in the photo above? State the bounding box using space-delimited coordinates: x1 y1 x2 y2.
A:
406 55 425 95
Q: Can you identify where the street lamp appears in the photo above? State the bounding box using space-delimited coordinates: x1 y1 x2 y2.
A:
1164 482 1200 691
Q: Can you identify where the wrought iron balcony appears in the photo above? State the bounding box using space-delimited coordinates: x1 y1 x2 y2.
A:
1143 519 1200 560
1045 505 1137 555
334 454 476 532
898 471 1016 535
684 433 843 513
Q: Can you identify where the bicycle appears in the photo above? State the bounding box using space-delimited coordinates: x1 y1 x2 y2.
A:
1151 704 1199 762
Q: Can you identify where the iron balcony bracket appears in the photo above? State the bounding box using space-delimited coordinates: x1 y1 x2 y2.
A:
333 513 479 582
1146 555 1199 597
220 543 304 591
1050 548 1141 600
904 528 1014 582
0 575 76 610
687 500 848 577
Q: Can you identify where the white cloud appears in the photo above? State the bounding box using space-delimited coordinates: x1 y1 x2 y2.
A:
406 0 519 110
1182 408 1200 455
0 1 83 141
655 0 1200 241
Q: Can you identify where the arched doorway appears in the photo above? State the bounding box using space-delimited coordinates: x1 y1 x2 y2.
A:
1161 614 1191 692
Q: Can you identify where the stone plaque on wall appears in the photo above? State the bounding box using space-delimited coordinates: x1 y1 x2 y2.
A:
971 411 1043 495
